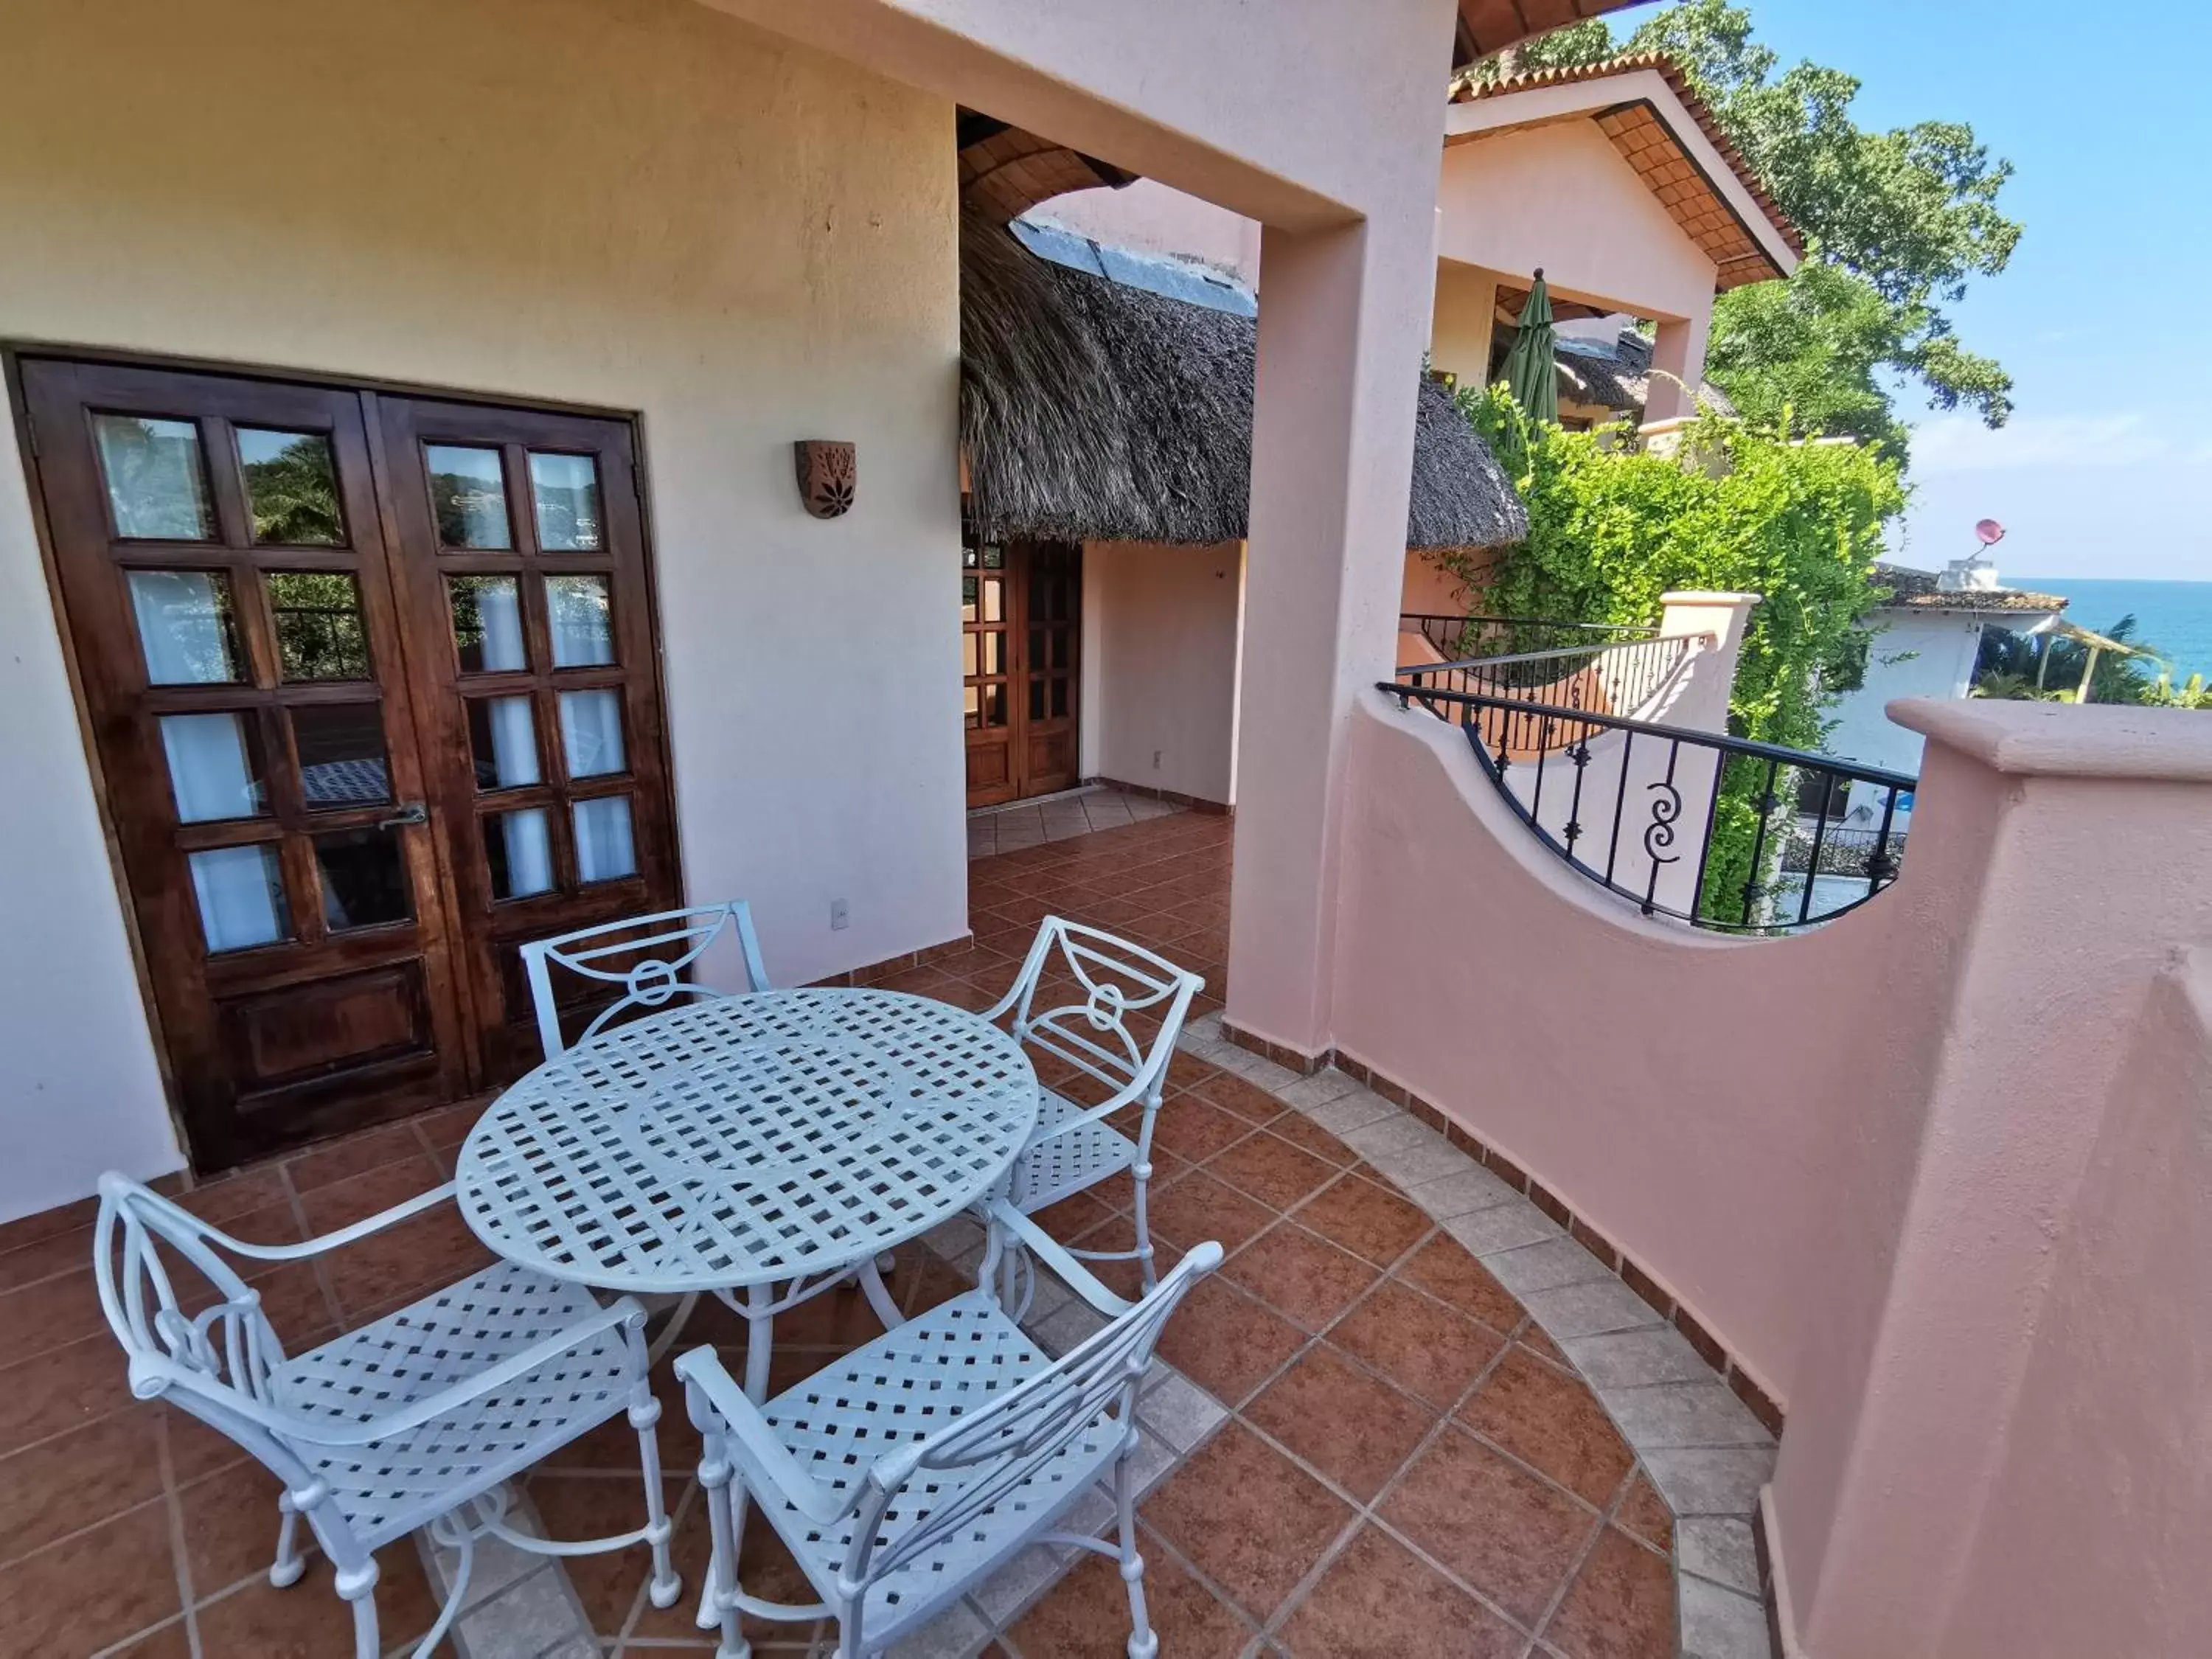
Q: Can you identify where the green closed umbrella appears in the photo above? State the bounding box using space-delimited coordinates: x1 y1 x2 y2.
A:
1498 268 1559 425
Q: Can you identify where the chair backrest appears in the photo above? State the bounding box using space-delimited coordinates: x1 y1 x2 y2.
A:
851 1239 1222 1590
519 900 771 1057
995 917 1203 1109
91 1175 319 1488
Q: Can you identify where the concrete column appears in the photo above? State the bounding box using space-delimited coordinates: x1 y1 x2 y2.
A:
1428 261 1498 388
1223 206 1438 1057
1643 310 1712 423
1768 700 2212 1657
1638 590 1759 734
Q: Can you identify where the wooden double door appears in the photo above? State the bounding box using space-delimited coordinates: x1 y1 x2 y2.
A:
17 357 680 1170
963 539 1081 808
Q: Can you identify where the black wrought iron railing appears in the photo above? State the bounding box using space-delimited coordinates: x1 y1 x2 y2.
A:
1402 612 1660 661
1397 634 1703 725
1379 681 1916 932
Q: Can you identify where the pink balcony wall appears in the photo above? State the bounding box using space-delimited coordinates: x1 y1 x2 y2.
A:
1329 692 2212 1656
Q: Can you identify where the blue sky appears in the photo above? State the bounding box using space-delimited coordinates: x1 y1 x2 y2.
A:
1727 0 2211 581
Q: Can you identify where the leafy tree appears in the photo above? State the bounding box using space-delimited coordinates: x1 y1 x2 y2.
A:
1483 0 2023 439
1974 614 2166 705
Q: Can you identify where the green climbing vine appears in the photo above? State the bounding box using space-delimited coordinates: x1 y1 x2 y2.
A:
1449 386 1905 921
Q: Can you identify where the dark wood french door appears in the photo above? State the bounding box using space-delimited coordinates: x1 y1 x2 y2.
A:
963 539 1081 808
17 357 678 1170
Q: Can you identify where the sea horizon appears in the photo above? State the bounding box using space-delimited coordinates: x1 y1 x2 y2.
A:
2003 574 2212 685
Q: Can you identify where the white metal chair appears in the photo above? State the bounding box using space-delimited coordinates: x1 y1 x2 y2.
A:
984 916 1204 1298
677 1198 1221 1659
520 899 771 1061
94 1172 681 1659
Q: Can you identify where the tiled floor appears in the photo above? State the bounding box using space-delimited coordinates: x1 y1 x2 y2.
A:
965 785 1188 860
0 807 1755 1658
0 1101 496 1659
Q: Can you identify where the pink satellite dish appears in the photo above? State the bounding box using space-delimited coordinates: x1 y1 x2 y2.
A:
1974 518 2006 546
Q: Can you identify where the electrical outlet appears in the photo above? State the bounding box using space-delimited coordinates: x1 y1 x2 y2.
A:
830 899 849 931
1152 749 1162 770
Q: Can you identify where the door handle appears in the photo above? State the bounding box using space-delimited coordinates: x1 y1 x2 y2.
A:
378 801 428 830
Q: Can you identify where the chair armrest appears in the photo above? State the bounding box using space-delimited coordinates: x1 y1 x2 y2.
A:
984 1196 1133 1319
135 1180 458 1265
674 1346 856 1526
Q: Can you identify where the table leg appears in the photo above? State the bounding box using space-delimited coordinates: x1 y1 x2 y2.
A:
698 1281 773 1630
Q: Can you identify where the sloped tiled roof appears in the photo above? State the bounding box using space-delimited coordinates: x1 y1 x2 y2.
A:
1873 563 2068 614
1448 53 1804 289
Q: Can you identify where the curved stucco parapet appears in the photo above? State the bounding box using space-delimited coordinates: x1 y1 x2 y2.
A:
1329 692 1933 1406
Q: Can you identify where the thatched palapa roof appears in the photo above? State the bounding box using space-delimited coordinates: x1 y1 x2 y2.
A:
959 215 1527 551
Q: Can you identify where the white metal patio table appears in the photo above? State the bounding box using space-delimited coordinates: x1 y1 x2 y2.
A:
454 987 1040 1624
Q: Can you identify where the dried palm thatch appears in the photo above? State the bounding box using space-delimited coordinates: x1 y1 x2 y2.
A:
960 215 1526 550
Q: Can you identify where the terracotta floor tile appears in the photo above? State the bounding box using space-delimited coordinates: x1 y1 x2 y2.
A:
296 1153 448 1233
1031 1188 1121 1245
1182 1073 1287 1125
193 1537 450 1658
1245 1347 1437 1503
0 1221 97 1295
1291 1175 1433 1269
106 1618 193 1658
1276 1524 1526 1659
177 1458 288 1596
1522 1327 1571 1366
0 1262 111 1363
1205 1133 1338 1211
415 1095 493 1152
284 1121 428 1193
1329 1281 1506 1409
1152 1276 1307 1406
0 1195 97 1256
1396 1237 1527 1333
1142 1423 1353 1620
1149 1098 1256 1165
0 1408 164 1564
1458 1346 1635 1507
1543 1526 1675 1659
162 1402 252 1485
322 1206 495 1324
1612 1470 1673 1554
1164 1054 1231 1095
1009 1535 1252 1658
0 1501 178 1658
1223 1222 1381 1332
1144 1171 1274 1256
532 1473 705 1639
171 1164 291 1227
1381 1427 1599 1628
1259 1112 1360 1169
0 1329 136 1459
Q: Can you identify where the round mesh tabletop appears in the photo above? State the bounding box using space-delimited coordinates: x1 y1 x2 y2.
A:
455 990 1039 1294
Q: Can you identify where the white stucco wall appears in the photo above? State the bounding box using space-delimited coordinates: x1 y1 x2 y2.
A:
0 0 964 1215
1827 612 1987 776
1085 541 1244 806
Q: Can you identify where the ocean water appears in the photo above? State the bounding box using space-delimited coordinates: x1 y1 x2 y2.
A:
2006 577 2212 686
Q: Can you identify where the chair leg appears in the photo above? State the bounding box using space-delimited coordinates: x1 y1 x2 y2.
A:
630 1382 682 1608
270 1489 307 1587
333 1559 380 1659
1112 1447 1158 1659
1131 1159 1158 1295
692 1411 751 1659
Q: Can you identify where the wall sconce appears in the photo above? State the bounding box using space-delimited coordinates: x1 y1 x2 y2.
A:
793 440 856 518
